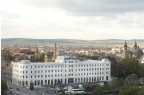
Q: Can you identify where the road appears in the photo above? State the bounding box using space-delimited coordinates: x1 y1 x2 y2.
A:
6 81 57 95
1 74 56 95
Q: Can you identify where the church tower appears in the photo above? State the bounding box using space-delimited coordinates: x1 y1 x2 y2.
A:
123 41 129 59
134 40 137 49
124 41 127 50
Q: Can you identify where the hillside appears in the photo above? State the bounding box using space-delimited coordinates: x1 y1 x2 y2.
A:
1 38 144 47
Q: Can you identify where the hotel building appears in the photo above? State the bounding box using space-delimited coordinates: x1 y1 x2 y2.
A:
12 55 111 86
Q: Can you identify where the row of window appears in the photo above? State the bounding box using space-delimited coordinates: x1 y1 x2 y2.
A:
13 67 110 74
14 72 109 79
16 64 110 69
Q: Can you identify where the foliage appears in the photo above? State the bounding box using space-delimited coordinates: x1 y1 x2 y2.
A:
108 78 124 90
1 80 8 95
83 83 96 92
119 86 144 95
125 74 139 86
34 53 45 62
117 58 141 78
93 86 104 95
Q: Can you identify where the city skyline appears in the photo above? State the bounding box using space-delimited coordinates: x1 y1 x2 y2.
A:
1 0 144 40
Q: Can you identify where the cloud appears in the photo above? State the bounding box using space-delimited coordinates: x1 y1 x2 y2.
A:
58 0 144 15
24 0 144 16
1 0 144 40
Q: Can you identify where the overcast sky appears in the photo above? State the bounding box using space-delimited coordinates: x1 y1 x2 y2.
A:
1 0 144 40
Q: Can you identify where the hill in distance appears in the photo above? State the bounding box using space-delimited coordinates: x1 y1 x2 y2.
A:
1 38 144 47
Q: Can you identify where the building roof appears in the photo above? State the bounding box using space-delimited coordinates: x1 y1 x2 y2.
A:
13 48 36 54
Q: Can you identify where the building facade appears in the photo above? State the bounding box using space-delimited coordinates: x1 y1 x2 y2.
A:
12 55 111 86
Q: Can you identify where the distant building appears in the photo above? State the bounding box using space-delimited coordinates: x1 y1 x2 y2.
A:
44 51 54 62
122 41 143 59
12 48 36 61
139 55 144 64
12 55 111 86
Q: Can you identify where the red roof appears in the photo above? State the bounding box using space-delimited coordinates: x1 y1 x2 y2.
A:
13 48 36 54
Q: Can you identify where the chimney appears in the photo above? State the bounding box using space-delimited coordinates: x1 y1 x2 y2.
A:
36 45 38 54
54 43 57 59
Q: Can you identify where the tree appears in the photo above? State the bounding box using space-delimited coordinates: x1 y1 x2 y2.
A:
117 58 140 78
126 74 139 86
1 80 8 95
119 86 142 95
93 86 104 95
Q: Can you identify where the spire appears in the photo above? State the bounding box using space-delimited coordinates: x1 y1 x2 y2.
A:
124 41 127 50
124 40 127 47
134 40 137 48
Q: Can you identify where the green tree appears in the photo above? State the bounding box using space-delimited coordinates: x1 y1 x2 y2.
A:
117 58 140 78
1 80 8 95
126 74 139 86
119 86 141 95
93 86 104 95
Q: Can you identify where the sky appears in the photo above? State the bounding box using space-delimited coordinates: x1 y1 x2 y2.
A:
1 0 144 40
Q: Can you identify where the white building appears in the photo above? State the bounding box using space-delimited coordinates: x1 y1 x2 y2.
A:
12 55 111 86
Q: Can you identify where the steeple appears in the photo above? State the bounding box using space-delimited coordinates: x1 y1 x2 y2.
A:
124 41 127 50
134 40 137 49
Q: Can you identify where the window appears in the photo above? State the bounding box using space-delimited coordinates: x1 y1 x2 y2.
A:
31 76 32 78
45 75 47 77
35 71 36 73
31 71 32 73
26 76 28 78
35 75 36 78
26 71 28 73
41 75 43 78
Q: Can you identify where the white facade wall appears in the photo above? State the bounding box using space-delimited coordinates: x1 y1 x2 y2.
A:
12 56 111 86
